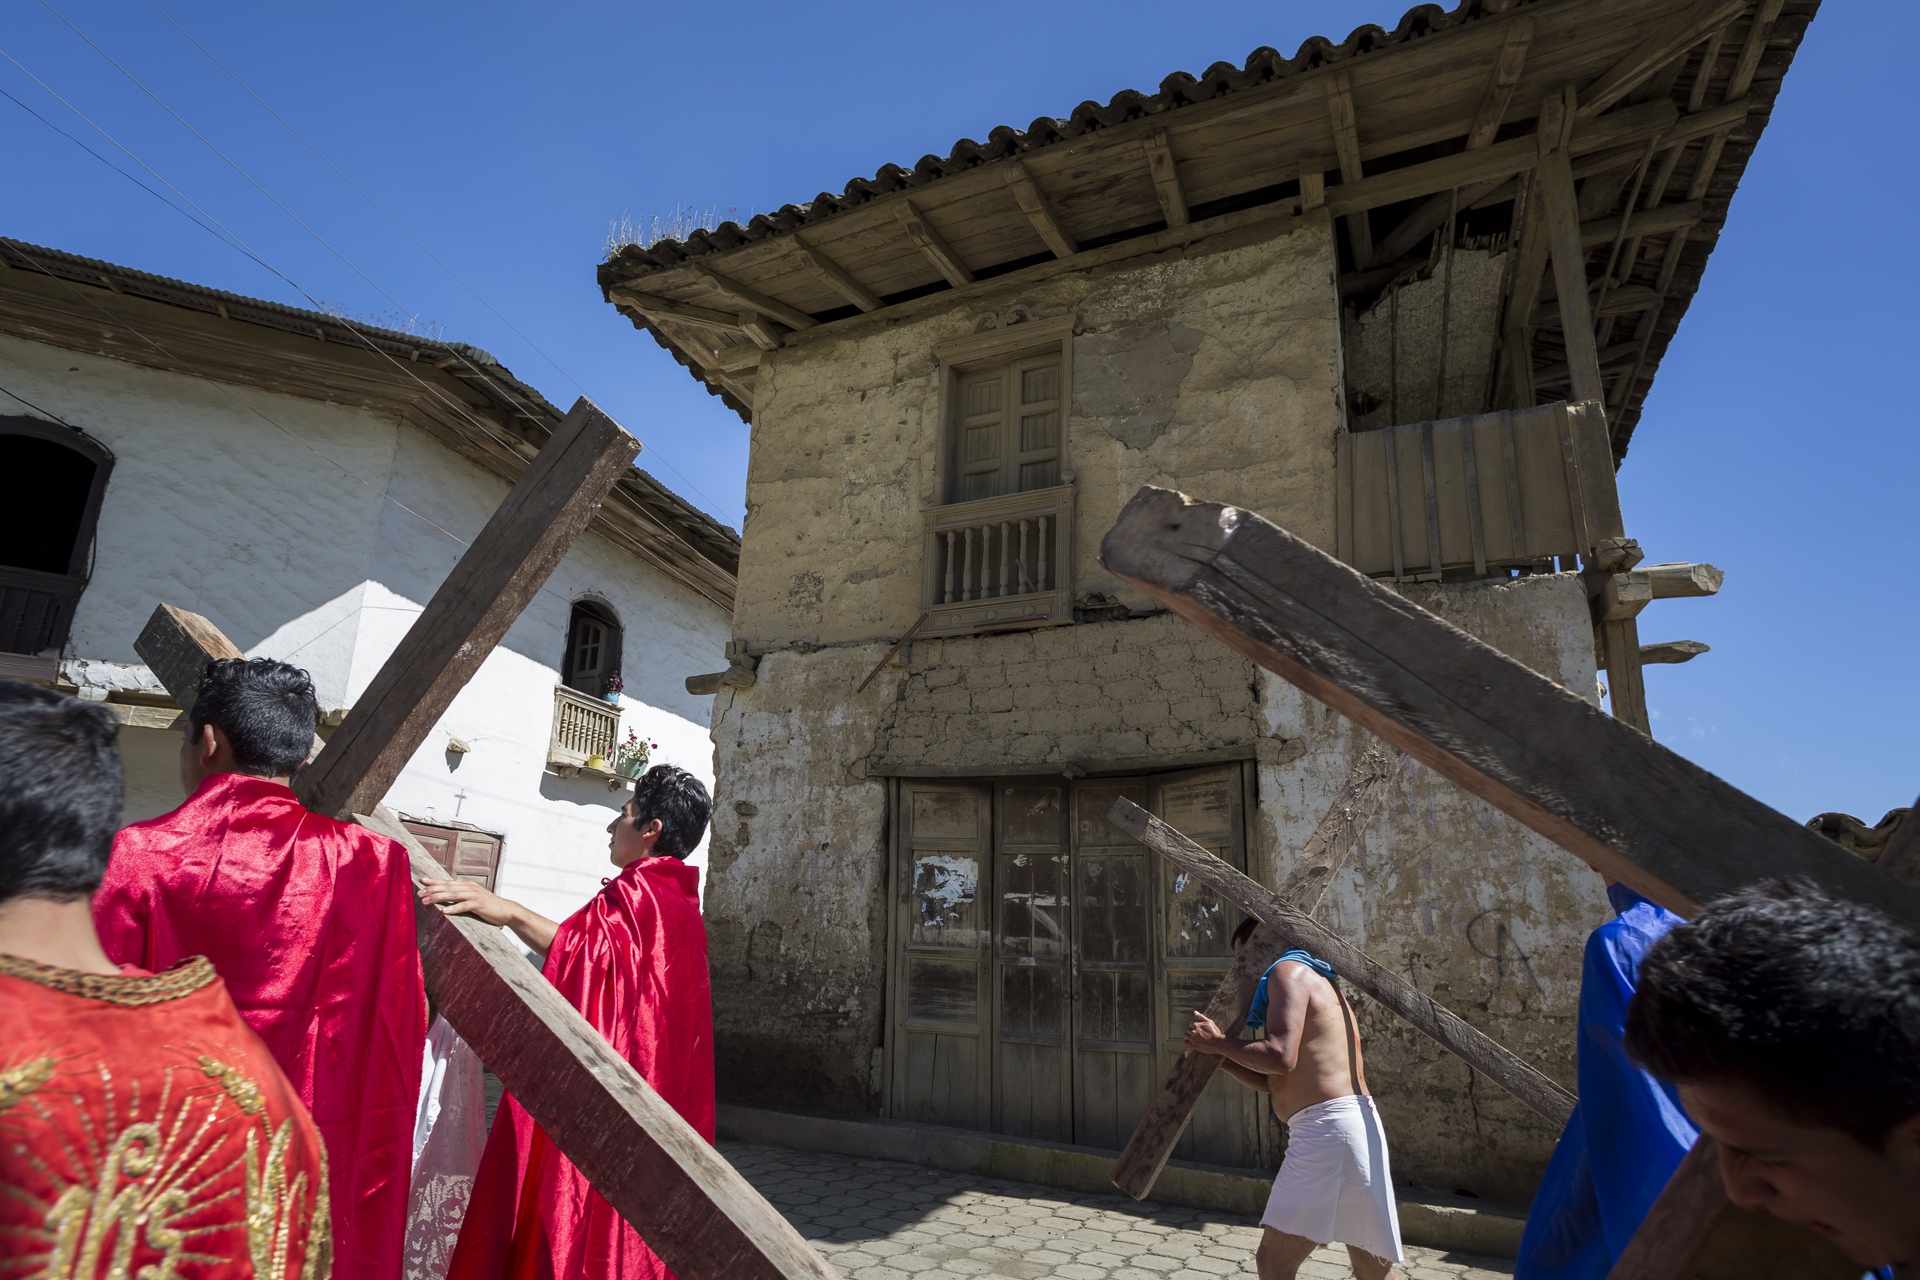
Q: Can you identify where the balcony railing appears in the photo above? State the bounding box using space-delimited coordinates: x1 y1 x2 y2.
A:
920 485 1074 638
548 684 619 773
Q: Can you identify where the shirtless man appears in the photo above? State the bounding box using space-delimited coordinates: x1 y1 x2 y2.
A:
1185 917 1405 1280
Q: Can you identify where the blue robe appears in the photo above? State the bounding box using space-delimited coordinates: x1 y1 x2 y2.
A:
1515 884 1697 1280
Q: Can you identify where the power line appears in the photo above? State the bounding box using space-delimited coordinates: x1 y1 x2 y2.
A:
137 0 729 518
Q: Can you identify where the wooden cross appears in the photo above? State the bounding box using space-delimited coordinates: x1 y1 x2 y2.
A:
1099 485 1895 1278
1110 743 1406 1198
130 398 838 1280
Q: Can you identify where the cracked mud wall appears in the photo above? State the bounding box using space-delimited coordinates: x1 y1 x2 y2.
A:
733 209 1345 652
1252 571 1608 1202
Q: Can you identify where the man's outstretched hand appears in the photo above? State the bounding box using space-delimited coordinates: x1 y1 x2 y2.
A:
418 878 560 959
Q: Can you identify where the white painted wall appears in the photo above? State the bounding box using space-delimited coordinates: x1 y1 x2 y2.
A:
2 331 732 923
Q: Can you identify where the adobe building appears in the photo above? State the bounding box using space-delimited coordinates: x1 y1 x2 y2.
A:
595 0 1812 1200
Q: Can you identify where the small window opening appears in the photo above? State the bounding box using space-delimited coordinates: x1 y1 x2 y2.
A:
0 434 98 575
562 600 622 697
949 353 1062 504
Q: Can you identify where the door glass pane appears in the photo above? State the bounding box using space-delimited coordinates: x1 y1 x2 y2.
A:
1078 969 1150 1041
1077 855 1147 963
1159 774 1233 843
998 850 1066 958
1166 849 1235 958
906 958 978 1024
911 854 980 948
999 964 1064 1037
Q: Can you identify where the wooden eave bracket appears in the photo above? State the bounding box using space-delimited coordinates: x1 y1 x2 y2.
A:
896 200 974 287
688 260 817 333
792 236 882 312
1003 161 1079 258
1142 130 1190 228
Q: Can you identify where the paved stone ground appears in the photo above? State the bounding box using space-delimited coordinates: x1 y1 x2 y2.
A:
720 1141 1515 1280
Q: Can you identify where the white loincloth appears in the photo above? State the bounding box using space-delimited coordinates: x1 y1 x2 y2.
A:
404 1015 488 1280
1262 1093 1404 1264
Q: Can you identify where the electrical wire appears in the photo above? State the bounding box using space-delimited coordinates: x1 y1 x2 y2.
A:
140 0 728 517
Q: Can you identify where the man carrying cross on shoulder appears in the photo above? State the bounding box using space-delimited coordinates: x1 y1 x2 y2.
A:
1185 916 1405 1280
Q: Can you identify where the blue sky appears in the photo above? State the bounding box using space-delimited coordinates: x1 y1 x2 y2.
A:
4 1 1913 826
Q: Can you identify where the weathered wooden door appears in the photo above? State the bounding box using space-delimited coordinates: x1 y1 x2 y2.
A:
890 782 993 1129
889 768 1268 1166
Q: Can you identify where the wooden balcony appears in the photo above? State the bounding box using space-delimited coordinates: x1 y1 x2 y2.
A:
0 565 85 680
920 485 1074 638
547 684 630 787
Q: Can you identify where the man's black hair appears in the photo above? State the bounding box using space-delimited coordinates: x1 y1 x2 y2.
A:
1623 879 1920 1149
630 764 712 859
1232 916 1259 950
188 658 317 776
0 680 122 902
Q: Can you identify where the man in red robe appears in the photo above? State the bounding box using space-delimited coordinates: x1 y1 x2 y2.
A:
423 764 715 1280
92 658 426 1280
1 681 330 1278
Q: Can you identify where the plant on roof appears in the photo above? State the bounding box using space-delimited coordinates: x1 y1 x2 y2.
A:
602 203 752 260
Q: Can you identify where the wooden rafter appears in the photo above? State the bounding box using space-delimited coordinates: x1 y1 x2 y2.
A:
1003 160 1079 258
896 200 974 287
1324 71 1373 265
1143 129 1190 228
791 236 881 312
688 261 817 332
738 311 784 351
1532 88 1606 407
1468 16 1535 149
607 288 743 332
1576 0 1749 120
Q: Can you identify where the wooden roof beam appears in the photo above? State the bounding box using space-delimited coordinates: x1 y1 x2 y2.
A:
1468 17 1535 148
737 311 784 351
1143 129 1190 228
1535 88 1606 407
896 200 974 287
791 236 881 312
1324 71 1373 266
1003 160 1078 258
1576 0 1748 119
607 288 744 333
687 261 817 332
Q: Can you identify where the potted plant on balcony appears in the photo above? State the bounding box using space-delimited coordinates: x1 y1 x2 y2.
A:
612 729 655 780
603 668 624 703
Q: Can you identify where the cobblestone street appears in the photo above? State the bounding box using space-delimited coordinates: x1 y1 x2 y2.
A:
721 1142 1516 1280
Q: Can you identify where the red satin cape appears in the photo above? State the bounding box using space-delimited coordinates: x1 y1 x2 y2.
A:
0 953 330 1278
94 772 427 1280
446 855 714 1280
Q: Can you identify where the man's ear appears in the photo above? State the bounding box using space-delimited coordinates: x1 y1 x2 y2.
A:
196 723 222 764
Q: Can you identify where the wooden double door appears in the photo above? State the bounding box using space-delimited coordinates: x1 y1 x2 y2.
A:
887 765 1275 1168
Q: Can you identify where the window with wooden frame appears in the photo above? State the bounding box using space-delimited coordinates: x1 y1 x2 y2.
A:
952 355 1062 503
562 600 621 698
402 818 505 892
0 416 114 681
936 313 1075 507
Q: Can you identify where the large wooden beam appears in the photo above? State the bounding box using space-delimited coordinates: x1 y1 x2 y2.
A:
1096 486 1920 927
792 237 882 313
1324 71 1374 266
133 613 840 1280
1577 0 1748 120
896 200 974 287
688 261 819 332
606 288 744 332
1534 89 1607 407
1468 17 1535 148
1110 798 1577 1128
296 397 639 820
1111 744 1405 1199
1003 161 1079 258
1143 130 1190 229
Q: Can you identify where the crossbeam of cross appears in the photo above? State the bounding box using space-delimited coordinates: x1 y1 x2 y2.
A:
129 398 838 1280
1098 485 1899 1278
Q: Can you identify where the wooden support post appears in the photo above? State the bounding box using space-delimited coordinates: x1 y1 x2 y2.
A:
1111 744 1405 1199
896 200 974 287
1535 89 1607 408
791 237 881 313
1095 486 1920 927
1601 616 1651 734
1143 130 1190 228
1324 71 1374 267
1298 165 1326 212
296 398 640 821
1108 797 1577 1128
